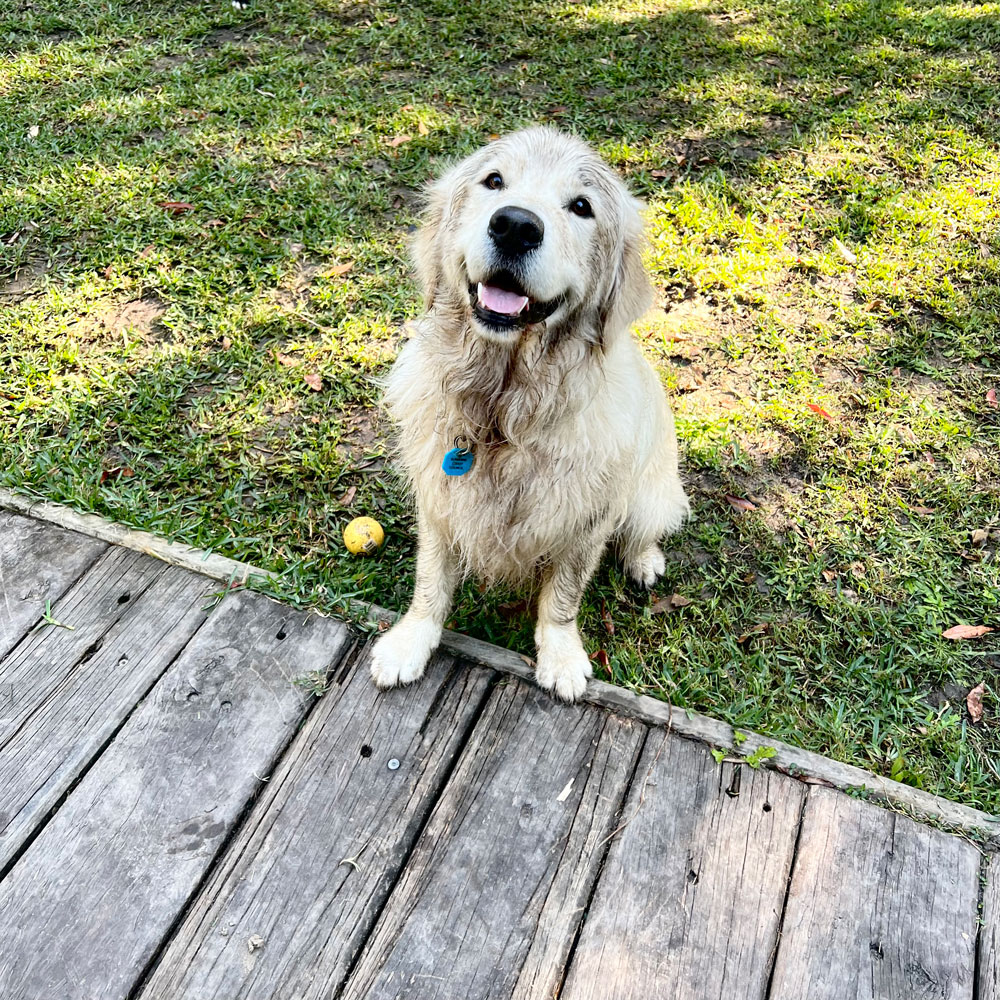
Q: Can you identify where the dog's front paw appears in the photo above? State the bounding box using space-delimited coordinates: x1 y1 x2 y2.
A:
534 626 592 702
370 615 441 690
625 544 666 589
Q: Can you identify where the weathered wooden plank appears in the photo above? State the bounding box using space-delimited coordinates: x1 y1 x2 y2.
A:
0 545 169 737
0 589 352 1000
560 731 805 1000
977 852 999 1000
339 680 645 1000
0 510 106 659
769 786 980 1000
139 652 492 1000
0 562 211 872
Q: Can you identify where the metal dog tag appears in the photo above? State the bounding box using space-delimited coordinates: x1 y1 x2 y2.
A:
442 446 474 476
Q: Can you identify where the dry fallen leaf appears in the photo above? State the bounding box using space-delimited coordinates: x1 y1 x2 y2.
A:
303 372 323 391
387 134 412 148
987 388 998 407
650 593 693 614
650 169 671 180
138 244 156 260
821 569 838 583
736 622 771 645
830 85 851 98
971 528 989 546
417 120 429 136
548 105 569 115
601 600 614 636
221 336 232 350
832 237 857 265
907 504 935 515
337 484 357 506
274 350 300 367
967 681 985 723
941 624 994 640
725 495 757 513
590 649 610 668
325 261 354 277
157 201 194 214
807 402 834 421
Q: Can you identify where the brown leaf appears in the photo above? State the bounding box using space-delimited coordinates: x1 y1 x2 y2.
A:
987 388 998 407
205 218 225 228
650 169 671 180
807 402 834 421
221 336 232 350
736 622 771 645
907 504 935 515
848 561 865 578
830 85 850 98
138 244 156 260
377 619 391 632
337 484 358 506
821 569 838 583
971 528 989 546
650 593 693 614
967 681 985 723
547 105 568 115
498 599 530 618
157 201 194 214
941 624 994 640
590 649 610 668
977 242 992 259
387 134 412 148
725 495 757 513
102 263 114 279
417 120 429 136
274 349 300 367
601 600 614 636
325 261 354 277
303 372 323 391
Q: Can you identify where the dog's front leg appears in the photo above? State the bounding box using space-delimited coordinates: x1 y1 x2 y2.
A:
370 514 459 690
534 539 606 702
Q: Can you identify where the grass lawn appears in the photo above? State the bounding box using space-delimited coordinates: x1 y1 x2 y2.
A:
2 0 998 814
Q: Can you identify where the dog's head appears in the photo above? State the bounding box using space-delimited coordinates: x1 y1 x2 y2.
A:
414 128 651 346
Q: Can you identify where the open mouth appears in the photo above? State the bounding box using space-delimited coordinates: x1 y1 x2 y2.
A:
468 271 561 331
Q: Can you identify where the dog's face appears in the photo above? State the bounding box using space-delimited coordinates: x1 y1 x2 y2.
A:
415 128 651 345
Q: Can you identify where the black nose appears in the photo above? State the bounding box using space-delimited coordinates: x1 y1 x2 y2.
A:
488 206 544 255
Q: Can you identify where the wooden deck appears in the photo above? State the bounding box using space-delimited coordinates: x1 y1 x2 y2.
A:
0 508 996 1000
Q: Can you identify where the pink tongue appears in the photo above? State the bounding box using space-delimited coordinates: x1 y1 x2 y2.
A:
478 282 529 316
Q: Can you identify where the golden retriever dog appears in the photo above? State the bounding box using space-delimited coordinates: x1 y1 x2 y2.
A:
371 127 689 701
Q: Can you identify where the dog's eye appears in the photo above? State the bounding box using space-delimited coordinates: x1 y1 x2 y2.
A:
569 197 593 218
483 172 504 191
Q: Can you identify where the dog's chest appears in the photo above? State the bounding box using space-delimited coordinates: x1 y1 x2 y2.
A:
414 436 624 581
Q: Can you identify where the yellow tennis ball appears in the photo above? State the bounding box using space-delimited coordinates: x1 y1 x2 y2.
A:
343 516 385 555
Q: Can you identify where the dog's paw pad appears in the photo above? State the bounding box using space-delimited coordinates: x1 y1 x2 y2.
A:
370 617 439 690
626 545 666 589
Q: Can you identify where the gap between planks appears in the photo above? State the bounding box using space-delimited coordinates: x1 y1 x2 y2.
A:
1 487 997 847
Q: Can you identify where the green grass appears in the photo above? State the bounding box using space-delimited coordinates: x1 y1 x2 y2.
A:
2 0 998 812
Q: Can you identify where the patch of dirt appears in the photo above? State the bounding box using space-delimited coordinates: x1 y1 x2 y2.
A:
0 260 49 301
151 53 188 70
100 295 169 340
335 404 383 465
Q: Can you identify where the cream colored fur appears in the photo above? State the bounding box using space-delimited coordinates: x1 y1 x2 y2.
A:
371 128 689 701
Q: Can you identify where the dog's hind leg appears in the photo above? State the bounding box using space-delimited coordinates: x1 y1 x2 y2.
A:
534 536 607 702
370 513 459 689
618 443 690 589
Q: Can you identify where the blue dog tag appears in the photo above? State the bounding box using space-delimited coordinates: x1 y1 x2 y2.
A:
442 447 475 476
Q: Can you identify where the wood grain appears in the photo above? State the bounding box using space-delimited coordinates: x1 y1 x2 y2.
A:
560 731 805 1000
0 510 106 659
979 853 999 1000
769 786 981 1000
0 561 211 871
339 680 645 1000
0 588 352 1000
139 652 492 1000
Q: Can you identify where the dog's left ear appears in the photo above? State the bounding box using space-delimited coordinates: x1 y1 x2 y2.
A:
412 172 452 311
600 199 652 340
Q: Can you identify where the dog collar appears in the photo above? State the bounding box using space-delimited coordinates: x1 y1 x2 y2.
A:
442 436 475 476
